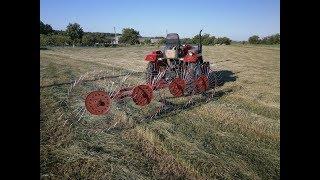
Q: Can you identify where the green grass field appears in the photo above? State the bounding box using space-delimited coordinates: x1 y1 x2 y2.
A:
40 45 280 179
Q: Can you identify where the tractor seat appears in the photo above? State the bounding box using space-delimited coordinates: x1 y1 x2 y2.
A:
165 49 178 59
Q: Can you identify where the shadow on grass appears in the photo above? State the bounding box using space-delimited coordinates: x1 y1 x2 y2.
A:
143 88 233 121
114 69 236 122
141 69 237 121
214 70 237 87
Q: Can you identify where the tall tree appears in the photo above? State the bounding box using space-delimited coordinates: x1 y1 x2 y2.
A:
273 33 280 44
66 23 84 46
119 28 140 45
40 20 53 35
40 21 45 34
248 35 260 44
221 37 231 45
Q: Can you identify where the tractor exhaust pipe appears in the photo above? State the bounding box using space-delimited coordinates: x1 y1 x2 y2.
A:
199 29 203 53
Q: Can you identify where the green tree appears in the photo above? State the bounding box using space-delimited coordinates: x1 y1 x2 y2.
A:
51 34 71 46
221 37 231 45
248 35 260 44
215 37 224 45
40 34 54 46
53 30 67 36
260 37 268 44
119 28 140 45
191 34 218 45
66 23 84 46
191 34 201 44
267 33 280 44
158 38 166 44
211 36 217 45
143 38 151 44
181 38 192 44
257 34 280 45
82 33 112 46
82 34 95 46
201 34 211 45
94 33 111 45
40 34 48 47
40 20 53 35
40 21 45 34
273 33 280 44
214 37 231 45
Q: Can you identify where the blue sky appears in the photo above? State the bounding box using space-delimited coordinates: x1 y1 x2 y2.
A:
40 0 280 41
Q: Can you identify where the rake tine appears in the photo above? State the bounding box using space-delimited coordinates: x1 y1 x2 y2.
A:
67 79 76 96
108 81 115 96
105 121 119 132
110 73 130 98
76 75 83 86
72 106 81 113
68 109 81 126
76 108 86 123
73 76 81 88
61 115 71 127
74 107 84 117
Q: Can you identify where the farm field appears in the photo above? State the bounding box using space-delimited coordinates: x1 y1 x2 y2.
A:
40 45 280 179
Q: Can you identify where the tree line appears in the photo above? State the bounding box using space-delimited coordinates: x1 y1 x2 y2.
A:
40 21 146 47
40 21 120 47
247 34 280 45
40 21 234 47
41 20 279 47
180 34 231 45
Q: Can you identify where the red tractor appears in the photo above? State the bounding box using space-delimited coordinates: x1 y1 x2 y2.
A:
83 30 213 115
144 30 211 96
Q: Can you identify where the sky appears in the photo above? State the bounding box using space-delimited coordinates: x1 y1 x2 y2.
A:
40 0 280 41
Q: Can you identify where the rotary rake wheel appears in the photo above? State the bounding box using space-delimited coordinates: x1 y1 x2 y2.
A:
131 84 154 106
85 91 111 115
169 77 186 97
63 69 138 132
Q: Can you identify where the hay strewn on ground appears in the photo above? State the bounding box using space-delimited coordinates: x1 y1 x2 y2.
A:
40 45 280 179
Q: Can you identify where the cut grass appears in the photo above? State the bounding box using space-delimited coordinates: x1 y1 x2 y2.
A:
40 45 280 179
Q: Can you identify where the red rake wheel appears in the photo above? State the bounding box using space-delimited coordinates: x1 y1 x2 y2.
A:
169 77 186 97
132 85 153 106
196 75 209 93
85 91 111 115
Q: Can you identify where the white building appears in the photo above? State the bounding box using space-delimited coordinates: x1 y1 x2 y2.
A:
111 35 121 44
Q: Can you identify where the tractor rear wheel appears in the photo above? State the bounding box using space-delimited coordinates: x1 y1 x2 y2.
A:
184 63 196 94
184 62 204 94
146 62 157 84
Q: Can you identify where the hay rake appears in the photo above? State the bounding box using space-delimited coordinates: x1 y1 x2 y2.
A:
63 31 218 129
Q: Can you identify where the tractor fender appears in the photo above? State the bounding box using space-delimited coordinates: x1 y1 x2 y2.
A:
145 50 163 62
183 53 202 63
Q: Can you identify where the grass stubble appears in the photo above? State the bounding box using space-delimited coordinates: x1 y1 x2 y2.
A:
40 45 279 179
